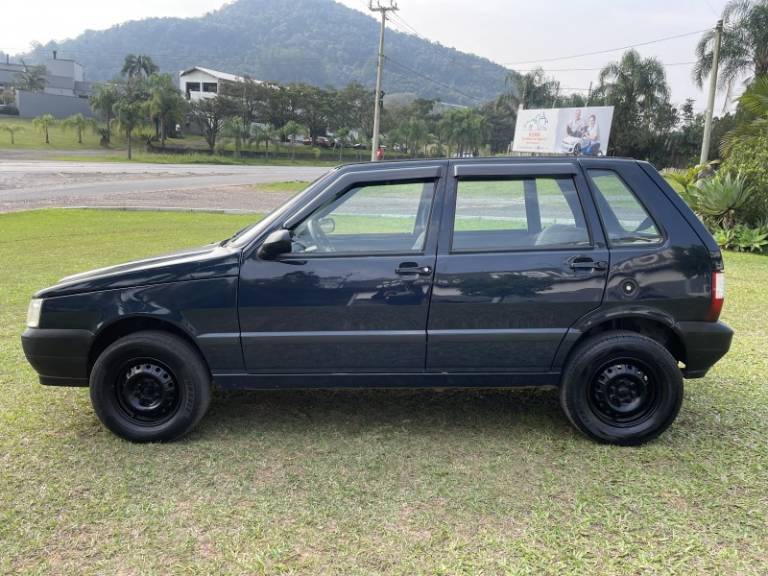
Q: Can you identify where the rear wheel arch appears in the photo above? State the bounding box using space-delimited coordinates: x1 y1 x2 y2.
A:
564 315 687 368
88 316 210 376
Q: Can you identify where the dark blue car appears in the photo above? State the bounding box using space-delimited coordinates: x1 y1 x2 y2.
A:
22 158 733 444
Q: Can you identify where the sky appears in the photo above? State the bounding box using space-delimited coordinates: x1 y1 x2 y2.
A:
0 0 735 112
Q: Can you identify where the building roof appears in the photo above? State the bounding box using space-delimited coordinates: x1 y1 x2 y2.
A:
179 66 246 83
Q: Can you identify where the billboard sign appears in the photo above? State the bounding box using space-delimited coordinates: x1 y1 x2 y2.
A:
512 106 614 156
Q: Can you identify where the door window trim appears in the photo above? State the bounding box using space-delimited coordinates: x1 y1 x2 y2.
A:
585 168 667 249
278 177 441 260
446 174 596 255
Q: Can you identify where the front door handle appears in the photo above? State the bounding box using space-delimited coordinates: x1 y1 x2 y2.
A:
396 263 433 276
569 258 608 271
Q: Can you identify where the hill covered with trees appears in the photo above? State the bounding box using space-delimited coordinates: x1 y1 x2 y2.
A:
19 0 510 105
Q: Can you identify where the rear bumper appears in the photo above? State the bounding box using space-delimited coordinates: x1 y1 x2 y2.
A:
21 328 93 387
676 321 733 379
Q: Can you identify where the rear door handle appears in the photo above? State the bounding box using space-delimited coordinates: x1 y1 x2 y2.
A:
396 264 433 276
569 259 608 271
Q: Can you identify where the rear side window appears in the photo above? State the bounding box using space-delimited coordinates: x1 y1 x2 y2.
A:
589 170 663 246
452 176 590 252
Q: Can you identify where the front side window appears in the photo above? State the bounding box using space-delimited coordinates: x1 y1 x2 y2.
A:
588 170 663 246
291 181 435 255
452 176 589 252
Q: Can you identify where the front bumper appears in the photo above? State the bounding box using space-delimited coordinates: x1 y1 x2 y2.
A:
676 321 734 379
21 328 94 386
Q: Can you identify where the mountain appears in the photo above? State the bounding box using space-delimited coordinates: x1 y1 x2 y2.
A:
19 0 512 105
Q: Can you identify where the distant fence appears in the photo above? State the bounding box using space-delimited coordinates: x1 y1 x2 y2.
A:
16 90 92 119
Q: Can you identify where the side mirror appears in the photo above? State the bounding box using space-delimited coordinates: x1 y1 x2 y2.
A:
318 217 336 234
257 229 292 260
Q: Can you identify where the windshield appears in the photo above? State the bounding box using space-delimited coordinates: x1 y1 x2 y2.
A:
225 169 338 248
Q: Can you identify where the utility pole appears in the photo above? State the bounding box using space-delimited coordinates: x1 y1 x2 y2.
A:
369 0 398 161
700 19 723 165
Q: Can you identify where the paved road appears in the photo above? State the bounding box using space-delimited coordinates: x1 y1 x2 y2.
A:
0 160 331 212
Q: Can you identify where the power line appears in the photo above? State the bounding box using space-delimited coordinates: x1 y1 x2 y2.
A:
384 55 484 104
512 61 698 73
502 29 709 66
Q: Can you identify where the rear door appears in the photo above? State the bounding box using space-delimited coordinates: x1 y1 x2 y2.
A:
427 161 609 372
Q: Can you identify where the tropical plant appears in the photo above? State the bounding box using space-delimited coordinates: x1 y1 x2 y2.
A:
687 171 753 228
147 73 187 148
504 68 561 109
113 98 146 160
13 64 46 92
438 108 487 157
720 76 768 154
62 113 92 144
1 123 24 145
694 0 768 102
32 113 55 144
733 224 768 252
90 83 120 146
713 226 737 249
593 50 673 158
221 116 250 158
281 120 306 160
121 54 159 79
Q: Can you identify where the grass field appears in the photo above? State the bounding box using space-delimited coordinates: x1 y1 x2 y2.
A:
1 209 767 575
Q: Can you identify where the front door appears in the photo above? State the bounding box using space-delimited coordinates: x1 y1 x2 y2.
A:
427 162 609 372
238 167 443 374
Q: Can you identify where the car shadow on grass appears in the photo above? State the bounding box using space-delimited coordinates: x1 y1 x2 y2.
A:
197 387 575 440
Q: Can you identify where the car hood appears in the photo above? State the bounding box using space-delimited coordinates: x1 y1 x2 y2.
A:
36 243 242 298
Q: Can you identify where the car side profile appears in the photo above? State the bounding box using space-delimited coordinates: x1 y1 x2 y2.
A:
22 157 733 444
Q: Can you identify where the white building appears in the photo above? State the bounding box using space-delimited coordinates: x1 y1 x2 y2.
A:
178 66 245 101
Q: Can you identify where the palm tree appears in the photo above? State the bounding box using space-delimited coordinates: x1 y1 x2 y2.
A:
503 68 560 109
90 83 119 145
281 120 306 160
1 124 24 145
694 1 768 101
32 114 55 144
147 74 186 148
594 49 671 156
222 116 250 158
62 113 92 144
113 98 145 160
121 54 159 79
721 75 768 153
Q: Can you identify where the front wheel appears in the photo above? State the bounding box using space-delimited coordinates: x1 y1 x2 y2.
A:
559 331 683 445
90 331 211 442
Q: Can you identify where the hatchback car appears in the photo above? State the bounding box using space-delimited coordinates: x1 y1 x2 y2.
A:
22 158 733 444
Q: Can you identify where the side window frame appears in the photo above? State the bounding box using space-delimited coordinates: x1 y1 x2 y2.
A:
280 177 441 259
585 168 666 249
444 172 596 255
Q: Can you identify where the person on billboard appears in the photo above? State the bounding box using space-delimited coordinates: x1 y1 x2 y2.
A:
581 114 601 156
566 110 585 137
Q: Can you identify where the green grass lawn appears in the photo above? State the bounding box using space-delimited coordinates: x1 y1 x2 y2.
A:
0 116 122 150
1 210 766 575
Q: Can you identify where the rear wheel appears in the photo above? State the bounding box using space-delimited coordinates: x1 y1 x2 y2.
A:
560 331 683 445
90 331 211 442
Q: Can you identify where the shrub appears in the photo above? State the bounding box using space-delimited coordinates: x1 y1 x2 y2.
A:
721 134 768 226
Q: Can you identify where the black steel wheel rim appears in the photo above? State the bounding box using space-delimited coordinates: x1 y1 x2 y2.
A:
114 358 181 426
587 358 660 427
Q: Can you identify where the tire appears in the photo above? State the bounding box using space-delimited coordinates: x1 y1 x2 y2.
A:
90 331 211 442
559 331 683 446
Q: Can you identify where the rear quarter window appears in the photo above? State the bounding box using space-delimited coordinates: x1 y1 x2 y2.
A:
588 169 663 246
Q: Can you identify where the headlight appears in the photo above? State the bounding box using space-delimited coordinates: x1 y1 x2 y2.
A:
26 298 43 328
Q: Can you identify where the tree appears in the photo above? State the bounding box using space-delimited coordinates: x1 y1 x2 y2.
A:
694 1 768 101
593 49 672 158
113 97 145 160
721 75 768 154
13 64 46 92
121 54 159 79
504 68 561 109
438 108 487 157
32 114 55 144
281 120 306 160
222 116 250 157
62 113 92 144
1 124 24 145
90 83 120 145
147 73 187 148
189 96 239 152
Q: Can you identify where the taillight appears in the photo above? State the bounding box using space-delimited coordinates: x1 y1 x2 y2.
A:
707 271 725 321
